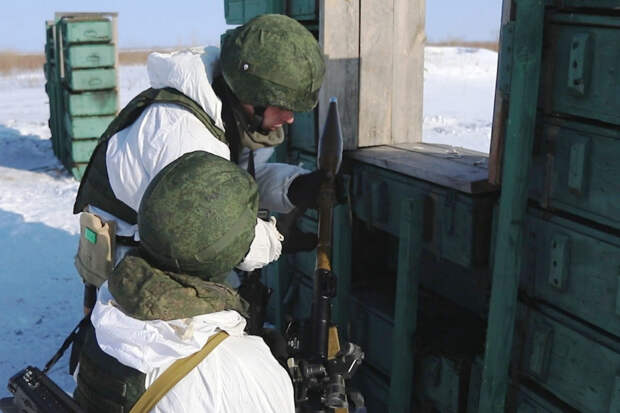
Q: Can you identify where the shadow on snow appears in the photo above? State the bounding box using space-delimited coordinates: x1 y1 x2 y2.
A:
0 124 70 178
0 208 82 397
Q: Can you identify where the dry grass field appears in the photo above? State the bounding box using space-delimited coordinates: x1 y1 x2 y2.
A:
0 50 155 74
428 40 498 51
0 52 45 74
1 41 498 74
426 40 499 52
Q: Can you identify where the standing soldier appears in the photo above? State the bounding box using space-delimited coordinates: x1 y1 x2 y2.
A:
73 14 327 312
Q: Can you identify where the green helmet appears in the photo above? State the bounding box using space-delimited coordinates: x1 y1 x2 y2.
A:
138 151 258 279
220 14 325 112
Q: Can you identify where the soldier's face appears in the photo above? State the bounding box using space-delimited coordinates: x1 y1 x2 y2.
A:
242 103 294 131
262 106 294 131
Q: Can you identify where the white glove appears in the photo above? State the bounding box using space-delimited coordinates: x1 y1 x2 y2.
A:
236 217 284 272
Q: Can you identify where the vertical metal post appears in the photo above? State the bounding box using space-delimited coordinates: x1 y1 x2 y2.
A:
478 0 545 411
389 197 424 412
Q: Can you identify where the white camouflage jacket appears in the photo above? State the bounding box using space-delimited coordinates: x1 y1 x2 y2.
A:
90 46 308 271
90 283 295 413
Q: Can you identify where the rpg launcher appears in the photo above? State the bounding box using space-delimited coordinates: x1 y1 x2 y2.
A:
286 98 366 413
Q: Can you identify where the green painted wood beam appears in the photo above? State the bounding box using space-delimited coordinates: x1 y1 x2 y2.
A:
478 0 546 411
389 197 425 412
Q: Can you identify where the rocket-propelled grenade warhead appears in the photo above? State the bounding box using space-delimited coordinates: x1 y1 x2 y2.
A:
317 97 343 178
312 97 343 359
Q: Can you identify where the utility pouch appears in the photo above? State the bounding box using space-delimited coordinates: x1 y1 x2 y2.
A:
74 212 117 288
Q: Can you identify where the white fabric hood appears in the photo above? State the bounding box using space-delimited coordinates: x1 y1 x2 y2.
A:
92 283 247 373
147 46 225 130
90 283 295 412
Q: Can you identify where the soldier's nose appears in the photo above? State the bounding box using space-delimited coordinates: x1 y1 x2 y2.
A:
283 111 294 124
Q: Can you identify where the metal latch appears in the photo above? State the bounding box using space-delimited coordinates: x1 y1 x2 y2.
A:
527 323 553 379
549 233 570 290
567 137 590 196
567 33 592 97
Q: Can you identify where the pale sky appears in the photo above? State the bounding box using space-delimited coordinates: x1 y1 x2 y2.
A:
1 1 502 53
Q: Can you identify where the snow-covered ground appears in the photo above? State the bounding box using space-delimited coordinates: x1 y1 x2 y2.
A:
0 64 149 395
0 47 496 397
423 47 497 153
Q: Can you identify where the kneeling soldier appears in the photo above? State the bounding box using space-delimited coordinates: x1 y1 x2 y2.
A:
73 151 294 413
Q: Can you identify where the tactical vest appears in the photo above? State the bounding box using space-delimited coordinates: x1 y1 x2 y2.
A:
73 87 227 224
73 323 146 413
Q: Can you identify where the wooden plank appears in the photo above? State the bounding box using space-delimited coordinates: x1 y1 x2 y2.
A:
358 0 394 147
395 142 490 168
488 0 515 185
391 0 425 145
478 0 546 411
319 0 359 150
347 145 495 194
389 198 424 413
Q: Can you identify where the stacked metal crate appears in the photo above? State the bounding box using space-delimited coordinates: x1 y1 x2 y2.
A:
44 13 118 180
516 5 620 413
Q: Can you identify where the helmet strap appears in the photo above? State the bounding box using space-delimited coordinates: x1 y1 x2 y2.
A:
246 106 270 136
247 106 269 135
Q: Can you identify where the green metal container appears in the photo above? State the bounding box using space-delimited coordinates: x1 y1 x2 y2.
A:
351 162 494 269
530 117 620 230
542 13 620 126
351 365 390 413
350 293 394 376
415 354 471 412
63 138 98 163
70 163 89 181
45 13 117 181
288 0 317 21
289 110 317 153
64 44 115 69
290 271 313 321
290 150 317 171
45 42 55 64
65 68 116 91
552 0 620 11
64 90 117 116
516 386 572 413
520 303 620 413
45 23 55 63
64 113 114 139
60 19 112 44
524 207 620 337
290 216 317 279
224 0 284 24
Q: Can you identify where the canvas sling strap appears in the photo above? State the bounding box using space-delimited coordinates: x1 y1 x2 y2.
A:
129 331 229 413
